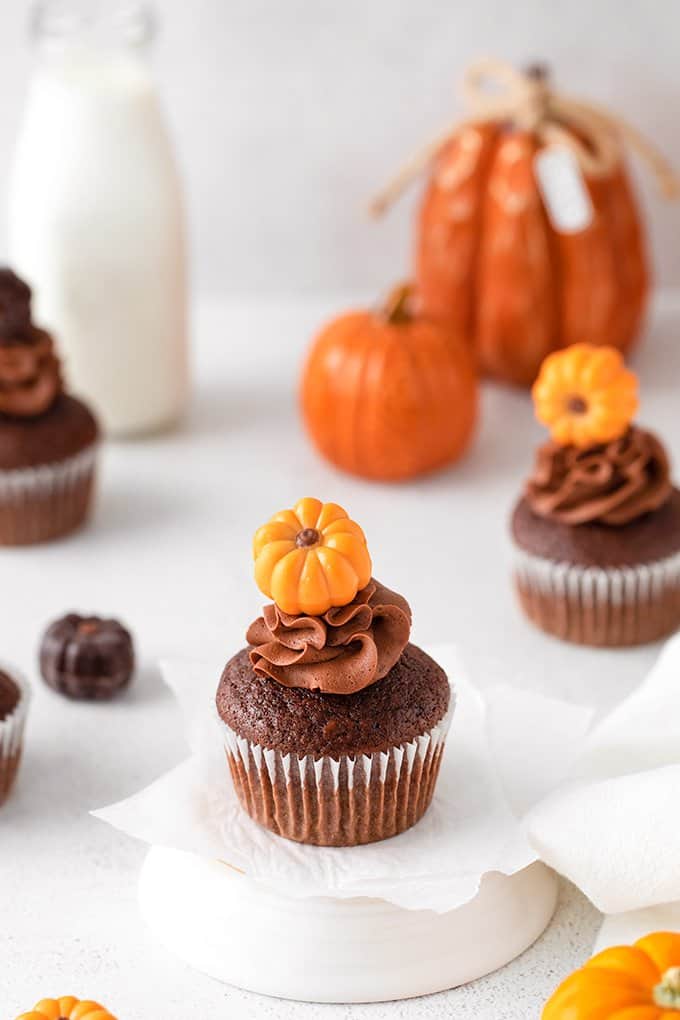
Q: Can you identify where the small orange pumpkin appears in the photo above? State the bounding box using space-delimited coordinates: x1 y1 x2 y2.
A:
542 931 680 1019
16 997 117 1020
532 343 638 448
253 497 372 615
300 284 477 481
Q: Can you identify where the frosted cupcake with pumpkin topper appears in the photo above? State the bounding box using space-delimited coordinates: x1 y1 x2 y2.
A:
512 344 680 646
0 268 99 544
216 497 452 847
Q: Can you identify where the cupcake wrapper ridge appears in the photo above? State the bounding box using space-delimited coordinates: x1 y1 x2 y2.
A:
0 664 30 806
0 443 98 545
515 549 680 647
220 698 453 847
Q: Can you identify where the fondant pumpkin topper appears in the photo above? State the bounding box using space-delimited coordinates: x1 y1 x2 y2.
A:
532 343 639 449
253 497 372 616
542 930 680 1018
15 997 117 1020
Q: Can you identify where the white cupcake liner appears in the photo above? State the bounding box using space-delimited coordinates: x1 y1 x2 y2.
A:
219 695 454 847
0 442 98 544
0 663 31 805
514 548 680 646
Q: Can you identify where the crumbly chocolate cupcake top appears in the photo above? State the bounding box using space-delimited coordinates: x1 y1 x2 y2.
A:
0 671 20 721
0 268 62 418
40 613 135 701
218 643 449 758
248 497 412 694
527 344 673 527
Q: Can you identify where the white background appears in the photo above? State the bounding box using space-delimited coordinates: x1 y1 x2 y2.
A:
0 0 678 296
1 1 680 1016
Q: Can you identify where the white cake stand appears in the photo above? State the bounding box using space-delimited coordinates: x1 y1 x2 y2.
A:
139 847 558 1003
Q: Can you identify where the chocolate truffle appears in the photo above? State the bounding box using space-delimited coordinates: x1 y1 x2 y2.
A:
40 614 135 700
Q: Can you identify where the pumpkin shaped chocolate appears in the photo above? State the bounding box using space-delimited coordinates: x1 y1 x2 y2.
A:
253 496 371 615
40 614 134 700
300 284 477 481
16 997 117 1020
542 931 680 1019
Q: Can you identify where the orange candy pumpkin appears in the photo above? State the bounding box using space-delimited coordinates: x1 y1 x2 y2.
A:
542 931 680 1019
253 497 372 616
300 284 477 481
16 998 117 1020
532 343 639 448
414 68 650 387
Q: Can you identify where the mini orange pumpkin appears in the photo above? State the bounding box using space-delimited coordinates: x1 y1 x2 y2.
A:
542 931 680 1019
253 497 372 616
300 284 477 481
532 343 638 449
16 998 117 1020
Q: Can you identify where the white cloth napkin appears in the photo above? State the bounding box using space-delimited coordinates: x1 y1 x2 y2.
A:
94 643 589 914
527 632 680 921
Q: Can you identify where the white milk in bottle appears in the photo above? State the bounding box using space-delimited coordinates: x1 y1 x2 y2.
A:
9 1 188 436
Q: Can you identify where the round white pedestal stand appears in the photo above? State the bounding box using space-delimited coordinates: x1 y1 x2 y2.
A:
139 847 558 1003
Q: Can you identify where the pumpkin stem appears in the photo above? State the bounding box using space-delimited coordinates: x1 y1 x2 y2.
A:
296 527 320 548
524 62 550 83
382 283 414 325
654 966 680 1009
567 395 588 415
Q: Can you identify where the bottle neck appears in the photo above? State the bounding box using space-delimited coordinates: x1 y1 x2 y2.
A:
30 0 155 61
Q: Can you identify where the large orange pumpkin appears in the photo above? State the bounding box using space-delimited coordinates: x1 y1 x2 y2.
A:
542 931 680 1019
415 66 649 387
300 283 477 481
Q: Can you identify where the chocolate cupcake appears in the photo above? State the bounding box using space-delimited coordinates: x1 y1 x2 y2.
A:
40 613 135 700
0 269 99 545
216 497 452 847
0 666 30 806
511 344 680 646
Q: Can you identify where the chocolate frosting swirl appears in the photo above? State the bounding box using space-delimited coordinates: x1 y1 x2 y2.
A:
0 270 62 417
0 328 62 417
246 578 412 694
0 269 32 343
526 426 672 526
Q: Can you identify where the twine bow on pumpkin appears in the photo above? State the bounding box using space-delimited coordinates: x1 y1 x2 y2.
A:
370 58 680 216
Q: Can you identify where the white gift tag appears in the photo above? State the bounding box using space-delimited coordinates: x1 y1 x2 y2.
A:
535 146 593 233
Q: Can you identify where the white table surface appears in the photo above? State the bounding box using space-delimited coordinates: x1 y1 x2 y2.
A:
2 294 678 1019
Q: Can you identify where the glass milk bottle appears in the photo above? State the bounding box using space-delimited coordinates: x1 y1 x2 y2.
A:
8 0 188 436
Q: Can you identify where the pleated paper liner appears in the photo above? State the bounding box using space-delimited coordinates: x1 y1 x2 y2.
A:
220 699 454 848
515 549 680 647
0 443 98 545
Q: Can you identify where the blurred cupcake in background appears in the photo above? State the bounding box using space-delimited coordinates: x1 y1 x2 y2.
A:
0 269 99 545
0 665 30 806
511 344 680 646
